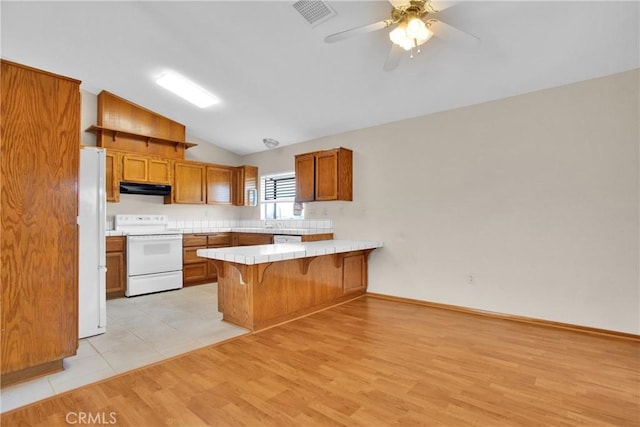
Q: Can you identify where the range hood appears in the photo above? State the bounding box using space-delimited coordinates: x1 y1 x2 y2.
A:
119 182 171 196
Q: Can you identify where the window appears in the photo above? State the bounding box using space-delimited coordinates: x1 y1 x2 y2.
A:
260 172 303 220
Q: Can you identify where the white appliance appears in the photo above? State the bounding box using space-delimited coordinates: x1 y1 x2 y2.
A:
273 235 302 243
78 148 107 339
114 215 183 297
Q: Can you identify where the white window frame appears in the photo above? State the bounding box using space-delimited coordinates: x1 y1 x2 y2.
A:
260 172 303 220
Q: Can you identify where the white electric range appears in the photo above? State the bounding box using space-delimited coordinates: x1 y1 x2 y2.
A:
114 214 183 297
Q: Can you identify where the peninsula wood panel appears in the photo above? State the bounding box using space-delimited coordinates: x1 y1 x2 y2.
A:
1 60 80 385
216 250 371 331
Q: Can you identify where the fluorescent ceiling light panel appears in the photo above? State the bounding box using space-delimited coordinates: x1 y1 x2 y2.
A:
156 71 218 108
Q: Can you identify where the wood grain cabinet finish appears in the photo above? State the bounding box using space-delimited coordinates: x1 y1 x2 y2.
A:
215 249 375 331
170 162 206 204
232 233 273 246
183 233 231 286
105 151 119 202
206 165 234 205
122 154 171 185
295 148 353 202
294 153 316 202
106 237 126 299
234 165 258 206
93 91 194 159
1 60 80 386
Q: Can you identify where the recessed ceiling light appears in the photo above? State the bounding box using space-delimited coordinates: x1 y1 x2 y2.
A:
156 71 218 108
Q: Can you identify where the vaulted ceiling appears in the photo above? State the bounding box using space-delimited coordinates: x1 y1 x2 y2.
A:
2 1 638 155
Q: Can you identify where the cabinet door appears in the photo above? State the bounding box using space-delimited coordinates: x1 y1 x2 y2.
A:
235 165 258 206
106 251 126 298
315 150 338 201
122 154 148 182
184 263 208 284
1 60 80 380
148 158 171 184
173 162 205 204
295 153 315 202
235 233 273 246
105 151 119 202
106 237 126 299
183 246 207 264
206 165 233 205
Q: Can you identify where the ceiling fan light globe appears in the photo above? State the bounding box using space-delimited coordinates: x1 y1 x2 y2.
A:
416 28 434 45
406 17 428 40
389 23 414 50
389 24 406 44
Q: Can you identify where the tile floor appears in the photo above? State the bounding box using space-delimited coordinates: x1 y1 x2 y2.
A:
0 283 248 413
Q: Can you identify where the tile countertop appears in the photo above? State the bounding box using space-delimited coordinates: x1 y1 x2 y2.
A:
106 227 333 237
196 240 384 265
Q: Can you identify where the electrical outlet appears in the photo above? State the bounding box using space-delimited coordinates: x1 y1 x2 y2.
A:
467 274 474 284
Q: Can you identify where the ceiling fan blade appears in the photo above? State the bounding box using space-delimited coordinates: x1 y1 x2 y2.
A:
390 0 457 12
429 20 480 48
429 1 460 13
324 20 393 43
388 0 410 7
383 43 404 71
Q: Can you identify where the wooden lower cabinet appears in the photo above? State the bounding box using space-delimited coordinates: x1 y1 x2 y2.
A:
106 236 126 299
232 233 273 246
183 233 231 286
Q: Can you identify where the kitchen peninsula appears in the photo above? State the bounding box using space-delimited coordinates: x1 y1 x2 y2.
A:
197 240 382 331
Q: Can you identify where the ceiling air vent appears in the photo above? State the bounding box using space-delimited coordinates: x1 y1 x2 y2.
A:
292 0 336 27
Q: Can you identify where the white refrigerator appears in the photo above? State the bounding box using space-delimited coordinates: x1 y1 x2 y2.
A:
78 147 107 338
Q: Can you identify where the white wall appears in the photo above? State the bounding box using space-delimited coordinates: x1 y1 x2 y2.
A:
80 90 245 220
242 69 640 334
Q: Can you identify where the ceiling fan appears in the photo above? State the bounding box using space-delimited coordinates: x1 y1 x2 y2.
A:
324 0 479 71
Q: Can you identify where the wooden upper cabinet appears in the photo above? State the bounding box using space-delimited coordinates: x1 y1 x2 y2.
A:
295 148 352 202
235 165 258 206
148 158 171 184
91 91 196 159
206 165 233 205
171 161 206 204
1 60 80 385
105 150 119 202
122 154 147 182
295 153 316 202
122 154 171 185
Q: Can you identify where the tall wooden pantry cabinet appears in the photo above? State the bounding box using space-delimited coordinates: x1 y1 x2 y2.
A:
1 60 80 386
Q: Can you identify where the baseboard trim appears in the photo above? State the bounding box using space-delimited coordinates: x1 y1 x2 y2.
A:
366 293 639 342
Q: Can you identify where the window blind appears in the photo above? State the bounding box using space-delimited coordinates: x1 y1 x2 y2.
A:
264 175 296 200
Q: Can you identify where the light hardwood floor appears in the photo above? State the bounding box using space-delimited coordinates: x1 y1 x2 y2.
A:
2 296 638 426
